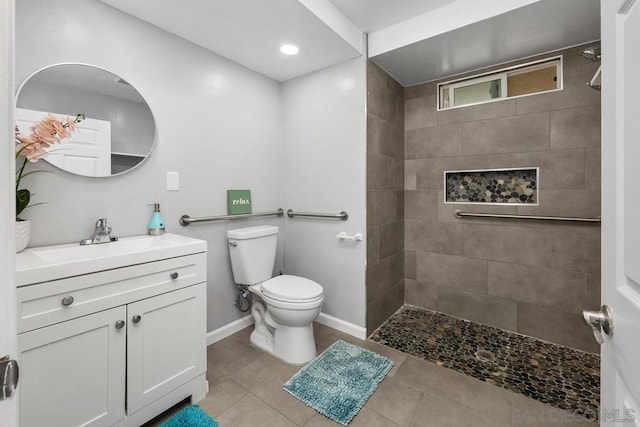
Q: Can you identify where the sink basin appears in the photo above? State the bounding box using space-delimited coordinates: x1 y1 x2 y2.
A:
16 233 207 286
32 236 173 264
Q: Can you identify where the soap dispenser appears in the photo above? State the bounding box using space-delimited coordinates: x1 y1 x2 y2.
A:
147 203 165 235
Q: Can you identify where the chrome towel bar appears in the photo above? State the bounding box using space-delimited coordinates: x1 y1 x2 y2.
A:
179 208 283 226
454 209 601 223
287 209 348 221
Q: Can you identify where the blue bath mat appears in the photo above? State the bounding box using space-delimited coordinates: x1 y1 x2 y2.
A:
160 405 217 427
283 340 394 425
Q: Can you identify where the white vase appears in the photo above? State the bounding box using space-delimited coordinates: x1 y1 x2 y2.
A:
16 220 31 253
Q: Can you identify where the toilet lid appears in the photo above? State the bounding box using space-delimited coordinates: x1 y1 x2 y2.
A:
261 275 323 301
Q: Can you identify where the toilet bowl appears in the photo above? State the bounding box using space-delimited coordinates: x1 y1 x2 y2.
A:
227 226 324 365
248 275 323 364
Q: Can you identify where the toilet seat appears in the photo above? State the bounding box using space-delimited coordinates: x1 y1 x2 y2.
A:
261 275 323 303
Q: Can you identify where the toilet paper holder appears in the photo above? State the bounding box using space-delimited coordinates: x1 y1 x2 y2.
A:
336 232 362 242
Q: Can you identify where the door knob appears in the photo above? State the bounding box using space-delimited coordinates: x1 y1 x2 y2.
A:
132 314 142 324
582 305 613 344
0 356 19 400
115 320 125 330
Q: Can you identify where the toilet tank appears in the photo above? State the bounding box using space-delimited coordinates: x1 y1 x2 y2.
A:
227 225 278 285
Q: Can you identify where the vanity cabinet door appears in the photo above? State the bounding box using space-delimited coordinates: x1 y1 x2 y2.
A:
18 306 127 427
126 283 206 414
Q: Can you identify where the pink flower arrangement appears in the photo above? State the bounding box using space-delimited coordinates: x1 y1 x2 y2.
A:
15 112 85 219
15 113 84 161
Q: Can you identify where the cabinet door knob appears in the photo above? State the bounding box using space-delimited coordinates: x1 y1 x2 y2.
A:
132 315 142 324
61 296 74 306
170 272 179 280
115 320 125 330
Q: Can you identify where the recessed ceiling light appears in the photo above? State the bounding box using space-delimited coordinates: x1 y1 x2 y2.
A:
280 44 299 55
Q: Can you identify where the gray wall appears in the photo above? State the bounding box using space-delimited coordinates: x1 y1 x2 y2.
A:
403 45 601 353
16 0 284 334
367 61 405 333
282 57 368 330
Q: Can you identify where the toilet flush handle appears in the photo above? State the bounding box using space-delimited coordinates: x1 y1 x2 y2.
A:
229 241 238 247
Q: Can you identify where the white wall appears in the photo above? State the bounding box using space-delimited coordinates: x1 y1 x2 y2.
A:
0 0 17 422
15 0 284 332
282 56 368 329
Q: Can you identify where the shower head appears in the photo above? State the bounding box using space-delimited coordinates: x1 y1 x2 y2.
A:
586 64 602 91
581 46 601 61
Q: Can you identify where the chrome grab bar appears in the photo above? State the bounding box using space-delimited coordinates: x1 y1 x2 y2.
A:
287 209 348 221
179 208 283 226
454 209 601 223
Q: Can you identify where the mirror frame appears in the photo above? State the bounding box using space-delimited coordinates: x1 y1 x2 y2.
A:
15 62 158 178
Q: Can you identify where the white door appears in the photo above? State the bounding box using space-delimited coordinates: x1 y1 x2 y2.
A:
18 307 126 427
599 0 640 424
15 108 111 177
0 0 18 424
126 283 206 414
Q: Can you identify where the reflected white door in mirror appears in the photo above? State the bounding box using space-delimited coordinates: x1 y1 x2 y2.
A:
15 63 157 177
15 234 208 426
16 108 112 176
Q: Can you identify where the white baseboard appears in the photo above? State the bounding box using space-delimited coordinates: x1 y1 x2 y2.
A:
206 312 367 346
206 314 254 346
317 312 367 340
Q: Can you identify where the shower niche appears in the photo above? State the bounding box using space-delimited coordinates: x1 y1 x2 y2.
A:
444 167 538 204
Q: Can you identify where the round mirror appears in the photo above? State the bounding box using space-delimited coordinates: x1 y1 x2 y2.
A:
15 63 156 177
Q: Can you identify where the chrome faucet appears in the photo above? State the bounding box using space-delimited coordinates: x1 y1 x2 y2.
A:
80 218 118 245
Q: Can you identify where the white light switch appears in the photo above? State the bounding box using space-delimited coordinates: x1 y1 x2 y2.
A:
166 171 180 191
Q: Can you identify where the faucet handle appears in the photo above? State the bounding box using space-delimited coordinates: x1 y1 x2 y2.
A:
96 218 108 228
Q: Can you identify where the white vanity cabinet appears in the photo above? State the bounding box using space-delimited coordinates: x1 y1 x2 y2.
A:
19 306 127 427
15 234 208 427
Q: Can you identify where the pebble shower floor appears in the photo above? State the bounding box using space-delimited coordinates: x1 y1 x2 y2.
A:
370 306 600 422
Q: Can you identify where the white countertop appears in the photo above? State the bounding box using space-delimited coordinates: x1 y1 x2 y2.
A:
16 233 207 286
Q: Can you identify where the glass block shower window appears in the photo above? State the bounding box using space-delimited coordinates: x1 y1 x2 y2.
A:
444 168 538 204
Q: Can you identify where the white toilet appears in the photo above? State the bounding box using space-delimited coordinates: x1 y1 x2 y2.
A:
227 225 324 365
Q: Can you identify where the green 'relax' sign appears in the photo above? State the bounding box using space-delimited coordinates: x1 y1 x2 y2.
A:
227 190 252 215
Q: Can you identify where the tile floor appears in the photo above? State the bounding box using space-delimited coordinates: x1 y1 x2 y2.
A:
147 323 596 426
370 307 600 421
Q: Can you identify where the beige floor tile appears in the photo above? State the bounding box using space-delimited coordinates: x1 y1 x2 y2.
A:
216 393 298 427
207 336 263 381
365 377 424 425
141 399 190 426
510 392 597 426
198 376 249 417
410 393 509 427
393 355 459 394
313 325 406 377
433 372 514 424
314 323 365 353
394 355 513 424
304 407 400 427
204 324 583 427
254 376 317 425
271 389 318 425
356 339 408 377
232 353 299 392
228 325 253 343
303 412 345 427
349 408 403 427
229 353 318 424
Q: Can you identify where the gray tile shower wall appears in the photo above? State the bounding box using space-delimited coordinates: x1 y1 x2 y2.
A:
367 61 405 333
403 44 602 353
